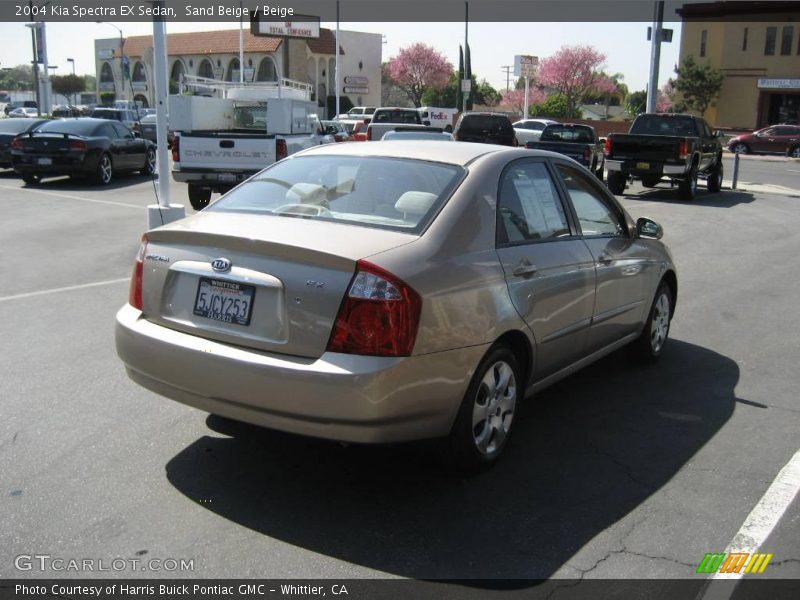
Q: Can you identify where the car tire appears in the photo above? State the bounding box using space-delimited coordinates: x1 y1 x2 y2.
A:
95 153 113 185
141 148 156 175
789 145 800 159
630 282 673 363
731 143 749 154
641 174 661 188
607 171 626 195
595 161 604 182
444 345 521 473
707 160 723 193
188 184 212 210
679 165 698 200
22 174 39 186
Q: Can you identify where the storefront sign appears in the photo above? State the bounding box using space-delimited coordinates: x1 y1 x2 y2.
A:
252 16 320 39
343 86 368 94
344 76 368 86
757 78 800 89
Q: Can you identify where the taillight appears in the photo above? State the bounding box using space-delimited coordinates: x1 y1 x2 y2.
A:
128 235 149 310
70 140 87 151
326 260 422 357
171 135 179 162
604 137 612 157
584 147 591 161
10 137 23 151
678 141 689 160
276 138 287 160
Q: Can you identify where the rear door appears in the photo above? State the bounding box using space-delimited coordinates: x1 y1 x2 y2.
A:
494 158 597 378
553 162 652 352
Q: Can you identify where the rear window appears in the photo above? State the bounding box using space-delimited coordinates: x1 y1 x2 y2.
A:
373 110 420 124
460 115 513 135
630 116 698 137
37 120 100 136
540 125 596 143
92 110 121 121
208 155 464 233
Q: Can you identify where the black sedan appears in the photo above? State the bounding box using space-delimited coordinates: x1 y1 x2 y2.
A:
11 118 156 185
0 118 48 168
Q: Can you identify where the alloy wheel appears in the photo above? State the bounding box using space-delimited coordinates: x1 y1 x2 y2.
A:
471 361 517 456
650 292 671 354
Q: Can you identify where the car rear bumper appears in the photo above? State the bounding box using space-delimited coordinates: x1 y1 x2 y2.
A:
605 159 687 176
172 168 254 187
115 304 487 444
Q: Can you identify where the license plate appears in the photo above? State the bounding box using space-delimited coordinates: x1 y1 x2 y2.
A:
193 277 255 326
218 173 236 183
636 162 650 170
37 157 52 166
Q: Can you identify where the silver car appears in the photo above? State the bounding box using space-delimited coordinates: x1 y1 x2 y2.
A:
116 142 677 470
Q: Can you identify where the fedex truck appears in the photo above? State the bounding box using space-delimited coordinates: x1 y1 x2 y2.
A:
417 107 457 132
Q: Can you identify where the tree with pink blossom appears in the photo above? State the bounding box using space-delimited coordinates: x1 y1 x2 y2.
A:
387 44 454 108
656 82 674 112
537 45 608 118
501 87 547 116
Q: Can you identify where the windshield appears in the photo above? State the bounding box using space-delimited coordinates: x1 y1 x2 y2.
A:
208 155 464 233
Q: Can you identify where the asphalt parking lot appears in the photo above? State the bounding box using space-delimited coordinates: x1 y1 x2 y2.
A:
1 158 798 584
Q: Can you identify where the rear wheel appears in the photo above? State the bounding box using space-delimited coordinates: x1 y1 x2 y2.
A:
641 174 661 188
707 160 723 193
630 282 673 363
731 142 749 154
188 184 212 210
678 165 698 200
789 145 800 158
607 171 626 195
95 153 113 185
445 345 521 473
141 148 156 175
22 174 39 186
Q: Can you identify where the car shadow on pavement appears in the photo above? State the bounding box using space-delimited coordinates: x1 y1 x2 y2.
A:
165 339 738 582
20 173 156 192
621 187 756 207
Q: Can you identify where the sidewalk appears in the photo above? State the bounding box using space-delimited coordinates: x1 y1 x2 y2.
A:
722 150 800 162
731 181 800 198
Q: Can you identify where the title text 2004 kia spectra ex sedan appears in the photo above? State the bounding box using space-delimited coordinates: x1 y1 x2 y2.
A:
115 141 677 471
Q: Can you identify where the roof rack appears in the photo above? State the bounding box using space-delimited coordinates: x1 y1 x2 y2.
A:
178 75 312 101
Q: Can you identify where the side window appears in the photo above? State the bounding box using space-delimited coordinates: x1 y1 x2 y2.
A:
101 123 119 139
497 161 571 245
556 165 627 238
111 122 130 138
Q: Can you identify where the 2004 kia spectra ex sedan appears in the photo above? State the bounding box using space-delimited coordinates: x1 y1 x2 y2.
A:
116 141 677 470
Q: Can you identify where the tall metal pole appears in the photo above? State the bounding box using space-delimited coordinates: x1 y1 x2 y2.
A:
238 0 244 83
463 1 469 111
523 76 529 118
335 0 340 118
39 21 50 115
646 0 664 113
28 1 41 115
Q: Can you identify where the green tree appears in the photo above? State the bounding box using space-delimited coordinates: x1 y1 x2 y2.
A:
421 73 500 108
0 64 34 91
50 74 86 104
100 91 116 106
670 55 724 116
626 90 647 116
530 93 570 119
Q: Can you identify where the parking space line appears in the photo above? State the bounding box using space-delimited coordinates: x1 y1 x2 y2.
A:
0 185 146 210
699 448 800 599
0 277 130 303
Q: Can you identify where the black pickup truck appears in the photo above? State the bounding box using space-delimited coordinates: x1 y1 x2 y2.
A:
525 123 604 180
604 113 724 200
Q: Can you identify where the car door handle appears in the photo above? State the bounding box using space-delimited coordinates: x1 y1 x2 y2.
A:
512 259 538 278
597 252 614 265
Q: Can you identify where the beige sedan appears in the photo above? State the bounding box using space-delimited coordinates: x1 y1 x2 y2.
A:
116 141 677 471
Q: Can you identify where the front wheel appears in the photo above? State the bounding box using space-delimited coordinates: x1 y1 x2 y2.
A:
607 171 626 195
188 184 212 210
789 145 800 159
141 148 156 175
444 345 521 473
707 161 723 193
629 282 673 363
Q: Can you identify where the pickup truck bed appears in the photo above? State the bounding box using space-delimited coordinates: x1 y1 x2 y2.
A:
525 124 604 180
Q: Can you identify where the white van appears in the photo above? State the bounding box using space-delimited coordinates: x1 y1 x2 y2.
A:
417 106 457 132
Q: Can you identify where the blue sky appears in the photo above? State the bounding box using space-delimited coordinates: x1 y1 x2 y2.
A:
0 20 682 94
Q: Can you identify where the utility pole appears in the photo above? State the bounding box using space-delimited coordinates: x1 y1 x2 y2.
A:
501 65 512 92
646 0 664 113
28 1 41 114
463 1 469 111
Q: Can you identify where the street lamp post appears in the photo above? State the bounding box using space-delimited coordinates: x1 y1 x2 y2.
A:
67 57 76 107
97 21 125 102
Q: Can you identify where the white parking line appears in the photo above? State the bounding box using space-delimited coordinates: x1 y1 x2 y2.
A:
0 184 146 210
0 277 130 303
698 448 800 599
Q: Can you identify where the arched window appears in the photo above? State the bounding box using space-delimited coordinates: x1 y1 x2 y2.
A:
256 57 278 82
134 94 149 108
169 60 186 83
226 58 240 82
132 61 146 83
197 59 214 79
100 62 115 83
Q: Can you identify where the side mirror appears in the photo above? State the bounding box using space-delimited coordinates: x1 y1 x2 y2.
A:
636 217 663 240
714 130 724 138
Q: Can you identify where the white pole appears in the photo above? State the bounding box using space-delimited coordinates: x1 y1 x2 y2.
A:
39 22 51 115
646 1 664 113
335 0 340 117
239 0 244 83
523 75 529 119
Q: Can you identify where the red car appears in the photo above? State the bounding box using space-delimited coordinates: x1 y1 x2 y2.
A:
727 124 800 156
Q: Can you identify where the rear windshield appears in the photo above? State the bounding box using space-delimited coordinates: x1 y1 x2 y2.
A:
0 119 41 134
37 120 100 136
540 125 596 143
460 115 513 135
630 116 698 137
208 155 464 233
372 110 420 124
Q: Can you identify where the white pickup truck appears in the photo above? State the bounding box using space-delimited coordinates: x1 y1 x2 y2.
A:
170 76 331 210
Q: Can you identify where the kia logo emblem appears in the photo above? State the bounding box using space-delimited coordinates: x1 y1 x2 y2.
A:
211 258 231 272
